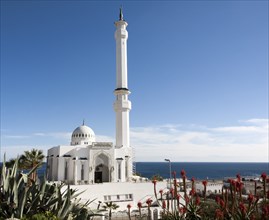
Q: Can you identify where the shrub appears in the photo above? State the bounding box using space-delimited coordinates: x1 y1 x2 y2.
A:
0 156 96 220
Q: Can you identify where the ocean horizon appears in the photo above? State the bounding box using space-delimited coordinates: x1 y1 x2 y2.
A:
135 162 269 180
38 161 268 180
1 162 268 181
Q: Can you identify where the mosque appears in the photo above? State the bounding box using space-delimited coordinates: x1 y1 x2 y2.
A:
46 9 170 212
47 9 133 185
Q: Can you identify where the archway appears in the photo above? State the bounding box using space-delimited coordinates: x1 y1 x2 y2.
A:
94 153 109 183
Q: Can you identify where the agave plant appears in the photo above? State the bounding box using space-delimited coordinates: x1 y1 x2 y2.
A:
0 155 98 220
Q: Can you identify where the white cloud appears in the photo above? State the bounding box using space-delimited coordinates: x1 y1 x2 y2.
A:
1 119 268 162
241 118 269 126
2 135 30 139
130 119 268 162
33 132 72 139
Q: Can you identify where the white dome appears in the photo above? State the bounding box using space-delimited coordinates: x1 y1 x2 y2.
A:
71 124 95 145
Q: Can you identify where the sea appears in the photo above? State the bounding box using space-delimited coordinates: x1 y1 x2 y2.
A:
135 162 269 180
32 162 269 180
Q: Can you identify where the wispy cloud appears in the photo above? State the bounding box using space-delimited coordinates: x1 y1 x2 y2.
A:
130 118 268 162
2 135 30 139
33 132 72 139
1 119 268 162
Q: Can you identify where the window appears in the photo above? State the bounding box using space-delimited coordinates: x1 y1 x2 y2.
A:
64 161 68 180
79 134 81 137
81 164 84 180
125 159 128 178
117 195 120 200
118 163 121 180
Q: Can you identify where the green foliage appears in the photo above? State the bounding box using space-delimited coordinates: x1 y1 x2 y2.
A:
19 148 45 181
102 202 119 220
21 211 59 220
151 174 163 181
0 155 96 220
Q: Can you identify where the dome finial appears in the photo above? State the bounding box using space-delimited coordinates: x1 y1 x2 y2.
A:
119 6 123 21
82 119 85 126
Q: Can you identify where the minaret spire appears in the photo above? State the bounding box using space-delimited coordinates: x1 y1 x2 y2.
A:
119 6 123 21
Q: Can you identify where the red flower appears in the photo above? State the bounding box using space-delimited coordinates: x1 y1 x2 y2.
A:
236 174 241 182
195 196 201 205
179 207 186 214
261 172 267 181
236 181 244 191
215 209 224 219
262 204 269 216
216 196 224 208
239 202 247 214
189 188 195 196
152 179 157 185
184 195 190 203
162 200 166 209
137 202 142 208
159 189 163 195
180 169 186 178
202 180 208 186
248 193 255 203
170 188 174 197
229 179 236 187
219 199 225 208
127 204 131 209
146 198 152 206
191 177 195 182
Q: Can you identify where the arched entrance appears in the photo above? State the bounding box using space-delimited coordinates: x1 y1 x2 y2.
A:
94 153 109 183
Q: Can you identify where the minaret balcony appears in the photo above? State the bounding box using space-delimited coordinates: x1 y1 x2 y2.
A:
114 88 130 95
114 100 132 111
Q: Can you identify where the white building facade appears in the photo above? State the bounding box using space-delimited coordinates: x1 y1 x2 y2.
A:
47 9 133 185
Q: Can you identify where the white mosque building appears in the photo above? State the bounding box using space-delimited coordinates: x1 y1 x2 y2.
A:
47 8 133 185
46 10 180 212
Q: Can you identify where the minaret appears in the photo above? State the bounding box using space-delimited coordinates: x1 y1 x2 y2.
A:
114 8 131 149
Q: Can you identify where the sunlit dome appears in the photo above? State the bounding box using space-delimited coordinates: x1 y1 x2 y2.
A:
71 123 95 145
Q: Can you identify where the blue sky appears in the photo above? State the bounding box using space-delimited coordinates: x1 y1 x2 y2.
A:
1 0 268 162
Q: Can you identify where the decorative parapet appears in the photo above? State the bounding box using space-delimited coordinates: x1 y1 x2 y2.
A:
91 142 113 149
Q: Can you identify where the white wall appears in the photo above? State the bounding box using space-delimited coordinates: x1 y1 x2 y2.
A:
64 181 168 211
